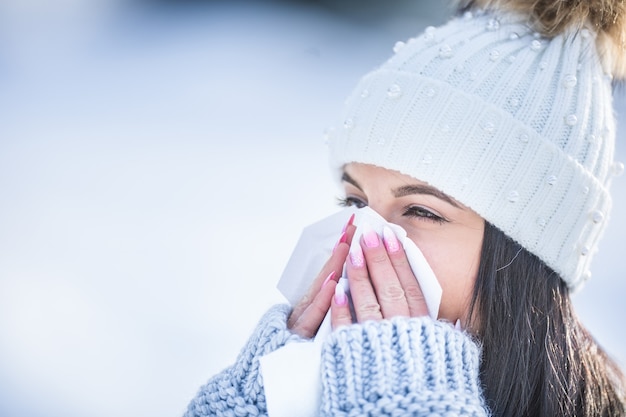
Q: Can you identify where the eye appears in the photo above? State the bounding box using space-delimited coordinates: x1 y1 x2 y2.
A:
403 205 447 224
337 196 367 209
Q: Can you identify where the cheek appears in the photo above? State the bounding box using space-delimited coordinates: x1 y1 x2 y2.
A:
411 231 482 322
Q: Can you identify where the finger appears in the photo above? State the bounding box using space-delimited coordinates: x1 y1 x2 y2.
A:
343 214 357 245
288 269 338 329
288 214 356 328
382 226 428 317
360 225 410 319
330 217 357 257
288 239 348 329
346 244 383 322
331 282 352 329
291 279 336 338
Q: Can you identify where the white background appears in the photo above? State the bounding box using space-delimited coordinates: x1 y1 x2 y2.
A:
0 1 624 416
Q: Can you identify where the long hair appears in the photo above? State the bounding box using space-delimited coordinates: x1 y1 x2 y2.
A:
469 222 626 416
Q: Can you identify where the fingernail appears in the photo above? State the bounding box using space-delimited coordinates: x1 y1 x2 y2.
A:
333 231 348 253
342 213 356 233
334 284 347 306
382 226 401 253
349 245 364 267
322 271 336 287
362 222 380 248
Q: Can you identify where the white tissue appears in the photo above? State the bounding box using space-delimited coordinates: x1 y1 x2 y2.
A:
260 207 443 417
276 208 353 306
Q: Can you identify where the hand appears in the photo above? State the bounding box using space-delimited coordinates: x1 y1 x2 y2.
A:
287 214 356 338
331 225 428 328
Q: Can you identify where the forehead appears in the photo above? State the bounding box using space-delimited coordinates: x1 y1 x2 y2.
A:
343 163 429 187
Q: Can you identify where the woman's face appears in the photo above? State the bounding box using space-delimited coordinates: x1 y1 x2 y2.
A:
341 163 485 326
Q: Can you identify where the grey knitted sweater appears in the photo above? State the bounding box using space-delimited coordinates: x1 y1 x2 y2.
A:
184 304 490 416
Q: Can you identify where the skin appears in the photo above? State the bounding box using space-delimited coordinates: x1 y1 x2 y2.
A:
288 163 485 338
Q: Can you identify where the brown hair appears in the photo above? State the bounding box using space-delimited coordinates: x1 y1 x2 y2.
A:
469 222 626 416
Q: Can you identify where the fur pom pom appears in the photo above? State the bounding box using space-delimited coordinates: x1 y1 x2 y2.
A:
457 0 626 78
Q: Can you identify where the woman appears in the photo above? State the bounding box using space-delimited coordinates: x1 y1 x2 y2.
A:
185 0 626 415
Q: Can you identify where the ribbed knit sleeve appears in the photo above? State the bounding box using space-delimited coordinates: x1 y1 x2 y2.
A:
184 304 302 417
320 316 490 416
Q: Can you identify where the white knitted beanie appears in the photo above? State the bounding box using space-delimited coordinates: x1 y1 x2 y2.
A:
328 4 625 291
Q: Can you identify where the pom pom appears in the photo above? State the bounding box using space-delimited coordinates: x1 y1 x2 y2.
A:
457 0 626 79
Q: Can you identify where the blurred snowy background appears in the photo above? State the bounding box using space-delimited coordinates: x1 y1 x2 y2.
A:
0 1 623 416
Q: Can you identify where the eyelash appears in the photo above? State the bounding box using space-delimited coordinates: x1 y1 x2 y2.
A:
336 197 447 224
337 196 367 209
402 205 447 224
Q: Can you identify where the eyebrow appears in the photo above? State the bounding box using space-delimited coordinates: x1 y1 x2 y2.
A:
393 184 461 208
341 172 362 190
341 171 461 208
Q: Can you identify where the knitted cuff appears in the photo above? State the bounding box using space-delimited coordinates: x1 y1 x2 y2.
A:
320 317 489 416
184 304 303 417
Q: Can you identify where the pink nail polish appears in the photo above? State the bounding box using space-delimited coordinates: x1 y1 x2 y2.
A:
342 213 356 233
333 231 348 253
322 271 336 287
349 245 364 267
362 222 380 248
382 226 401 253
334 284 347 306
